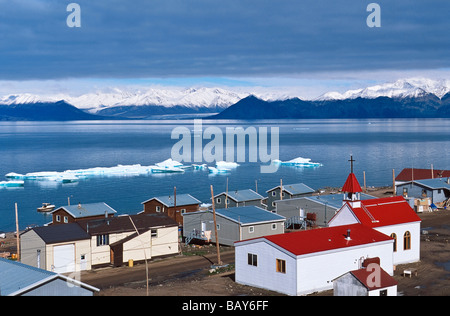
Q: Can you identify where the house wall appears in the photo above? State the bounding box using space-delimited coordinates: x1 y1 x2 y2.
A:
275 198 338 227
375 222 421 265
333 273 368 296
143 200 199 226
46 239 91 272
183 212 284 246
214 194 264 210
368 285 397 296
235 240 298 296
235 239 394 296
295 242 394 295
20 230 47 269
396 183 449 204
92 226 179 266
51 209 113 225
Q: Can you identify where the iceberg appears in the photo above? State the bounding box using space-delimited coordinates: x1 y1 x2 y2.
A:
273 157 322 167
208 166 230 174
5 159 189 183
192 164 207 170
0 180 24 188
216 161 239 169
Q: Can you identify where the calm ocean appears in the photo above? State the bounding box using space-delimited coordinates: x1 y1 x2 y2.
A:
1 119 449 232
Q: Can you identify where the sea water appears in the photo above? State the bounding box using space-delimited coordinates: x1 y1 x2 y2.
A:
0 118 449 232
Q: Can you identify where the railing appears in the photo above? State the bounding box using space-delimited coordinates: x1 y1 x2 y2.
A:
285 216 307 230
185 229 209 245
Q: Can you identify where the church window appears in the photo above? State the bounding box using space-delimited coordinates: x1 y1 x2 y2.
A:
390 233 397 252
403 231 411 250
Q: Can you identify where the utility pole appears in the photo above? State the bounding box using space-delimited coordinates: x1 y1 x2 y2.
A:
392 169 396 196
210 185 222 266
15 203 20 262
280 178 283 200
363 171 367 192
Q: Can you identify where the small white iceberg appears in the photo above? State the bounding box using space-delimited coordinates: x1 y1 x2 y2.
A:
216 161 239 169
208 166 230 174
273 157 322 167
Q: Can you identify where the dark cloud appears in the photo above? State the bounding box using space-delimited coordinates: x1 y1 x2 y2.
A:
0 0 448 80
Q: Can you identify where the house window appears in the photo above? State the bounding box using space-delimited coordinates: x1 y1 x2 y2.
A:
271 223 277 230
276 259 286 273
390 233 397 252
216 198 221 204
55 215 61 222
156 206 161 212
63 216 69 223
380 289 388 296
180 209 186 214
216 224 221 231
96 234 109 246
151 229 157 238
248 253 258 267
272 191 276 197
404 231 411 250
248 226 254 233
281 192 285 197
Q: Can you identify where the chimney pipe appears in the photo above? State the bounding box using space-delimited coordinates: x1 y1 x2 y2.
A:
346 229 351 240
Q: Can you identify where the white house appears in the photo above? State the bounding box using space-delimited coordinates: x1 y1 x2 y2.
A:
235 223 394 296
328 172 422 265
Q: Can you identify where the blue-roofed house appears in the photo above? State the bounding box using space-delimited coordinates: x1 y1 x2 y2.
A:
142 193 201 226
213 189 265 209
266 183 315 211
0 258 99 296
396 177 450 205
51 202 117 225
274 193 376 228
182 206 286 246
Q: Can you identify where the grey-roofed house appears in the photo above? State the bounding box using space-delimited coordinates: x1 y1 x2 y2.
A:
213 189 265 209
275 193 376 228
0 258 99 296
183 206 285 246
396 178 450 204
50 202 117 225
142 193 201 226
266 183 315 211
20 223 92 273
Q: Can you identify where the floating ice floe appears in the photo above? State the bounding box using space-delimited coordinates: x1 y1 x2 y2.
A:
0 180 24 188
5 159 188 182
192 164 208 170
273 157 322 167
216 161 240 169
208 166 230 174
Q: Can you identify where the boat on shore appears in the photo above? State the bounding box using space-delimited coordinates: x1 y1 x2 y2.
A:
37 203 55 213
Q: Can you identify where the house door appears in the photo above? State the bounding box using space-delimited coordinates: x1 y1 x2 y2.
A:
110 244 123 267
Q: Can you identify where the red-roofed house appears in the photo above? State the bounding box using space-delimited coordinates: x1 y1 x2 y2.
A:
333 264 398 296
235 223 394 296
329 177 422 265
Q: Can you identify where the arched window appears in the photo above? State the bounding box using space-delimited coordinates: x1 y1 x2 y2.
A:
403 231 411 250
390 233 397 252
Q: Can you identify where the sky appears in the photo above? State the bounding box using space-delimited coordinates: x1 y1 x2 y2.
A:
0 0 449 98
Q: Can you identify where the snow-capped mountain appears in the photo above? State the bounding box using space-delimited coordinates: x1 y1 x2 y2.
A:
318 78 450 101
0 87 250 113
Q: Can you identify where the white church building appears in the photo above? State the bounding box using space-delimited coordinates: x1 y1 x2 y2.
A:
328 172 422 265
234 164 421 296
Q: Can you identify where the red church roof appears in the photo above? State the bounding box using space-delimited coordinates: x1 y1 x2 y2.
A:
246 224 393 256
348 196 422 228
342 173 362 193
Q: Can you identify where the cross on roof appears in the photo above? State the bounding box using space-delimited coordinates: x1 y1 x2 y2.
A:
348 155 355 173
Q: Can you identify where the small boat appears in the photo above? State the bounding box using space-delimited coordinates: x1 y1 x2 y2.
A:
37 203 55 213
